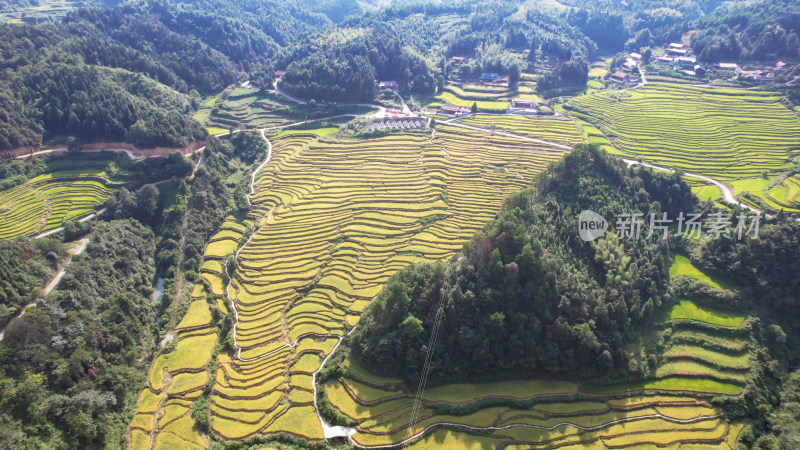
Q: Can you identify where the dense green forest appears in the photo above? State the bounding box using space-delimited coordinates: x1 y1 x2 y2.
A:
561 0 800 61
692 0 800 61
0 155 46 191
0 238 65 325
349 145 696 384
0 0 330 152
0 220 157 447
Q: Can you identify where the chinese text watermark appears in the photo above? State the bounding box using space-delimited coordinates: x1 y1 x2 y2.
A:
579 210 760 242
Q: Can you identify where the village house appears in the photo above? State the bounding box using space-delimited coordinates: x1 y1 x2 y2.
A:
743 70 774 83
675 56 697 68
378 80 400 90
609 71 629 83
450 56 473 66
713 62 741 74
511 98 537 108
274 70 286 79
694 65 707 77
775 61 792 72
657 56 674 65
629 52 642 62
666 44 688 57
438 104 471 116
508 98 538 114
367 118 427 132
620 61 635 72
480 72 499 84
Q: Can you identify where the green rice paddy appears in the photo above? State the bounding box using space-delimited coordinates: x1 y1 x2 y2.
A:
567 83 800 182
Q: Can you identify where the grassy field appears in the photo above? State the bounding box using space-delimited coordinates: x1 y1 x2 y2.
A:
567 83 800 182
663 300 745 328
669 254 728 290
0 0 85 22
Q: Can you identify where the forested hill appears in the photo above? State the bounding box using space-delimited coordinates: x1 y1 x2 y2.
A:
278 2 599 102
692 0 800 61
0 0 329 153
349 145 696 385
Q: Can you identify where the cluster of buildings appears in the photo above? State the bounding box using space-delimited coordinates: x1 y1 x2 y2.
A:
609 71 640 84
609 53 642 84
740 61 793 83
656 43 702 74
366 118 427 132
654 42 793 82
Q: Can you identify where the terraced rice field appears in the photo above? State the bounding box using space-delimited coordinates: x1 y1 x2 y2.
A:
129 119 755 447
320 253 750 448
324 359 741 448
206 88 373 130
433 91 509 112
207 89 300 129
749 174 800 213
206 123 568 440
0 171 115 239
457 114 584 146
430 82 539 113
128 215 250 448
567 83 800 182
129 286 218 449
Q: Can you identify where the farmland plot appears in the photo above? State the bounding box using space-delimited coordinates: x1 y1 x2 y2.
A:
208 124 567 440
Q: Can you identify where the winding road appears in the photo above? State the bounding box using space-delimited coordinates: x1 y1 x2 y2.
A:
622 159 756 212
0 237 89 342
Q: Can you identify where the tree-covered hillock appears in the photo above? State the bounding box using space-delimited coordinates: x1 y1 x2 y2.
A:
349 145 696 385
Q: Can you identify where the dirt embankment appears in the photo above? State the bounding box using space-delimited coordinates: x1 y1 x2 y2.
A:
11 140 205 159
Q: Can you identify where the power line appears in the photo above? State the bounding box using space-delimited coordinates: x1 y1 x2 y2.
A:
404 286 447 446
